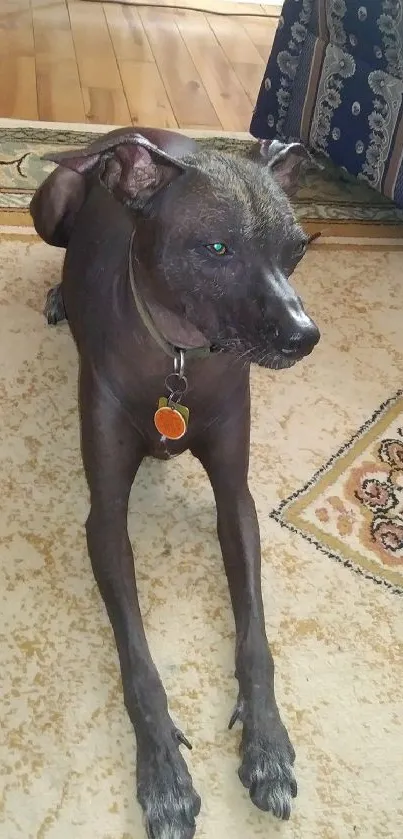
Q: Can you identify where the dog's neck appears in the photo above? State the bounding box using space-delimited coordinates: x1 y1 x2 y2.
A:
127 231 211 362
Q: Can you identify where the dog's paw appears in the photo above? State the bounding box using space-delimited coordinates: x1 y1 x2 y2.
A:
137 737 201 839
44 285 66 325
237 720 297 820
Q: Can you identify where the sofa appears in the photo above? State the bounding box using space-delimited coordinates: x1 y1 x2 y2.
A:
250 1 403 207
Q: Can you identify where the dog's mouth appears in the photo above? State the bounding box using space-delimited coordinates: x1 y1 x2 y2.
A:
210 338 303 370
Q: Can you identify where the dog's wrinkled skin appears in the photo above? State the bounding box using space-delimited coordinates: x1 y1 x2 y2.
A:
30 127 320 839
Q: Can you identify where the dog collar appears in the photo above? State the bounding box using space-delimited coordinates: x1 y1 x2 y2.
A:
128 231 211 361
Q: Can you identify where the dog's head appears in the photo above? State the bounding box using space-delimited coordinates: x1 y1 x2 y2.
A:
44 132 320 369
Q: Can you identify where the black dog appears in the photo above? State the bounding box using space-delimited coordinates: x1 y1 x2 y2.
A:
30 128 320 839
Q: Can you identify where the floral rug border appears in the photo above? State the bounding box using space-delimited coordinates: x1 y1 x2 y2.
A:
271 391 403 596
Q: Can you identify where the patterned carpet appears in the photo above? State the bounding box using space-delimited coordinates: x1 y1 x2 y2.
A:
274 391 403 594
0 120 402 839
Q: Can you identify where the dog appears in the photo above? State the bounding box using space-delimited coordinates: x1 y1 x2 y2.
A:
30 127 320 839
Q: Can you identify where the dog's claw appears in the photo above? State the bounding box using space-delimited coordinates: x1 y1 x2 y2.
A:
228 707 240 730
175 729 193 751
229 697 244 730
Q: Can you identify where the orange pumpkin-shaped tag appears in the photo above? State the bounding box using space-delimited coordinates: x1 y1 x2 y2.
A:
154 398 189 441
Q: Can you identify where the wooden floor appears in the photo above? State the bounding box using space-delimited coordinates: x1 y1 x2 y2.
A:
0 0 277 130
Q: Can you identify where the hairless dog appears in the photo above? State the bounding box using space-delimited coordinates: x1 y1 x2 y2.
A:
30 127 320 839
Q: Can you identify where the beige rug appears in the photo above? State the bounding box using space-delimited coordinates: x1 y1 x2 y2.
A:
0 121 402 839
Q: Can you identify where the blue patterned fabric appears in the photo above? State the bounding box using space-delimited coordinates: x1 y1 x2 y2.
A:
250 1 403 207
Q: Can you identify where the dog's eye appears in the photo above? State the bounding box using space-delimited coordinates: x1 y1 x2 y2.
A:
206 243 229 257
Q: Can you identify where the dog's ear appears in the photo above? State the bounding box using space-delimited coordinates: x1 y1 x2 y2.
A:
259 139 313 196
30 166 86 248
43 133 188 208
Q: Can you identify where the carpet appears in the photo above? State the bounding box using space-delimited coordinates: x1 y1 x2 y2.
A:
0 120 402 839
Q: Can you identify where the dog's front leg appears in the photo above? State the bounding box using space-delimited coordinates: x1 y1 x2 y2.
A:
193 391 296 821
80 366 200 839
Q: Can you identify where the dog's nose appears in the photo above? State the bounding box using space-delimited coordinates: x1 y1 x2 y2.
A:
279 324 320 356
274 312 320 358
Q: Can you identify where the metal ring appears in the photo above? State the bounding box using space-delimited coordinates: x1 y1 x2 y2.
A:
165 373 188 397
174 350 185 378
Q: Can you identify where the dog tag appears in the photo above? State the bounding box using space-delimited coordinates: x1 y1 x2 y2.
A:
154 397 189 440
